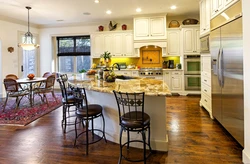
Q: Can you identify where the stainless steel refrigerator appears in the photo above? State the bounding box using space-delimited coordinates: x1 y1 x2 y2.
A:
210 1 243 146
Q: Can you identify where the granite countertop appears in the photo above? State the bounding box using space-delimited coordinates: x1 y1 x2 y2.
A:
68 76 171 96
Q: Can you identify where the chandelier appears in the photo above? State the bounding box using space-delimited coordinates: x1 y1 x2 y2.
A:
18 6 39 50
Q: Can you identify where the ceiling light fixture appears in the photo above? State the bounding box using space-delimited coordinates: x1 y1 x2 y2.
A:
18 6 39 51
136 8 142 12
106 10 112 14
94 0 99 3
170 5 177 10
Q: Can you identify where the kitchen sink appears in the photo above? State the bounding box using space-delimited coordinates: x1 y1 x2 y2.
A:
115 75 139 80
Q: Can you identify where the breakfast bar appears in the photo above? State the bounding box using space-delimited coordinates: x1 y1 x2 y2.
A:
68 76 171 151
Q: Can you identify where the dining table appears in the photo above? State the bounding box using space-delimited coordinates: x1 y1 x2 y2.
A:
16 77 47 106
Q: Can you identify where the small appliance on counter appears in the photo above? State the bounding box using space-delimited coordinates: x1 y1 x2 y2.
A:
168 60 174 69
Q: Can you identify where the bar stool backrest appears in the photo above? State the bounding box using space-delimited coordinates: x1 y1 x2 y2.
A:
113 91 145 126
72 88 88 114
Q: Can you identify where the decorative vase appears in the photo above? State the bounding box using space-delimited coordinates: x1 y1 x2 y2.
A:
122 24 127 30
98 25 104 31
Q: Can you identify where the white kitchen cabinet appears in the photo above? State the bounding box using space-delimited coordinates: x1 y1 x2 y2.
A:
114 70 132 76
200 0 210 36
211 0 239 19
171 71 183 91
91 31 135 58
182 26 200 54
134 16 167 40
167 29 180 56
200 55 213 118
211 0 224 18
131 70 139 77
113 32 134 57
163 70 183 93
91 34 104 58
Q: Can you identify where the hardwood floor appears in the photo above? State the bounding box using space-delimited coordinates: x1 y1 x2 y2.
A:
0 95 243 164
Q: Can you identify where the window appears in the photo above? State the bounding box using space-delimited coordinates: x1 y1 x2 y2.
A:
57 36 91 73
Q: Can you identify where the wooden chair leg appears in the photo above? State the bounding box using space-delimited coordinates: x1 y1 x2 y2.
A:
3 94 9 112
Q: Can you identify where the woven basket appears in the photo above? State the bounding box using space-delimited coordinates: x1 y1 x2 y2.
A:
169 20 180 28
182 19 199 25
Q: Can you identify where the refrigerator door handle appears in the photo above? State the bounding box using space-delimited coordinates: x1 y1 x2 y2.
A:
217 48 221 86
220 48 224 87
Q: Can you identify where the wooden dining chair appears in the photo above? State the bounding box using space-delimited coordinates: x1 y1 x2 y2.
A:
5 74 19 80
33 74 57 106
3 78 30 112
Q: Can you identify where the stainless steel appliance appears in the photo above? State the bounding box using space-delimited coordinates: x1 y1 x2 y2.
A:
184 55 201 75
210 1 243 146
139 67 163 80
200 35 210 53
184 55 201 90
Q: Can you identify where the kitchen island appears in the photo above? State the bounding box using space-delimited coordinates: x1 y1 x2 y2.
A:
68 76 171 151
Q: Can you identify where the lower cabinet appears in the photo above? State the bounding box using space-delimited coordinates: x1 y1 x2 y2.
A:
114 70 139 77
200 55 213 118
163 70 183 93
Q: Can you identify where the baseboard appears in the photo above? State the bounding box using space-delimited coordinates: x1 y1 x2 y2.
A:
243 149 250 164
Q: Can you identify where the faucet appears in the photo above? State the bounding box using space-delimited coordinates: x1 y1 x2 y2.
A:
112 63 120 70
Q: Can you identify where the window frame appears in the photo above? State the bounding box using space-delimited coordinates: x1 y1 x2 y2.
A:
57 35 91 73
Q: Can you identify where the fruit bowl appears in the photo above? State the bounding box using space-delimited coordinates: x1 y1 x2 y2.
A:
27 73 35 80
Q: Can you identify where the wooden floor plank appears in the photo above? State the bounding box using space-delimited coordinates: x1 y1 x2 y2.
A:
0 95 243 163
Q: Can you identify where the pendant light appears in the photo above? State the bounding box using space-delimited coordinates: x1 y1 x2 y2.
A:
18 6 39 50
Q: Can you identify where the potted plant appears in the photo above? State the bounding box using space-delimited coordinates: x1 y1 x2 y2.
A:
100 51 112 62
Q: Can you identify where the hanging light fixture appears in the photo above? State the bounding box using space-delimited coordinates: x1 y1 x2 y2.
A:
18 6 39 50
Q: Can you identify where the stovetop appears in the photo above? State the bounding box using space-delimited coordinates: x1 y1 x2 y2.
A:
139 67 163 76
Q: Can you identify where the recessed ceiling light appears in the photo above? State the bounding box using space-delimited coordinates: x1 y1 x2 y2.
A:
136 8 142 12
56 20 64 22
106 10 112 14
83 12 91 15
94 0 99 3
170 5 177 10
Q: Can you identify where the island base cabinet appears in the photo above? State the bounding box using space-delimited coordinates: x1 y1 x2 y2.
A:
86 90 168 151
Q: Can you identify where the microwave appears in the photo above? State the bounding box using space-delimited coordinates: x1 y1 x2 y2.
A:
200 35 210 53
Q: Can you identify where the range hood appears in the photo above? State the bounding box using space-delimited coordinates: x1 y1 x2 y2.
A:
134 40 167 57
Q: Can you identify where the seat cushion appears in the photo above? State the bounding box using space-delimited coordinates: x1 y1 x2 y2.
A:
76 104 103 117
121 111 150 129
62 95 75 104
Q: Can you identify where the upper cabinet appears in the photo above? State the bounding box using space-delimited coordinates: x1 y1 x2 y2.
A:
134 16 167 40
167 28 180 56
211 0 239 19
200 0 210 36
182 26 200 54
91 31 137 58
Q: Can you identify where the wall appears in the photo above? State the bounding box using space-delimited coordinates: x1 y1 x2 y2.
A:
39 19 133 74
0 20 39 97
242 0 250 163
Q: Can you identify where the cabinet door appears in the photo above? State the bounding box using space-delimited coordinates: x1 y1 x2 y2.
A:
183 29 194 53
163 71 171 89
103 34 113 53
167 29 180 56
131 71 139 77
205 0 210 31
123 32 134 57
150 17 166 38
91 34 104 58
200 0 206 33
134 18 149 39
171 75 182 91
211 0 224 18
194 28 200 53
113 33 123 57
224 0 238 8
201 55 211 77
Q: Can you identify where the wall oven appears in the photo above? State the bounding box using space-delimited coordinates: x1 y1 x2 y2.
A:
184 55 201 75
184 55 201 91
185 75 201 90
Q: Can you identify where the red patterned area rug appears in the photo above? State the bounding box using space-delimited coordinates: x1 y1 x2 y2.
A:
0 93 62 126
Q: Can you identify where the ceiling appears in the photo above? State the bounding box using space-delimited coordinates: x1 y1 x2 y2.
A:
0 0 200 27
